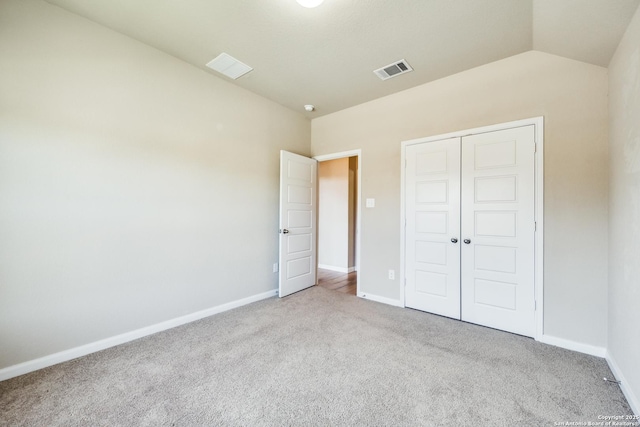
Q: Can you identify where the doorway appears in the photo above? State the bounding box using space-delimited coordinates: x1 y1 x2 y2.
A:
314 150 361 297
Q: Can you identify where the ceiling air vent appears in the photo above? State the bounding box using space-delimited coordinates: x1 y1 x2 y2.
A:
373 59 413 81
206 53 253 80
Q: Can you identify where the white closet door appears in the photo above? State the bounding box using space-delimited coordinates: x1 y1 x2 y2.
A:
405 138 461 319
460 125 535 337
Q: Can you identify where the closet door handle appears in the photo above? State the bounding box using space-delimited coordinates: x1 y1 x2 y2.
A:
451 238 458 243
464 239 471 244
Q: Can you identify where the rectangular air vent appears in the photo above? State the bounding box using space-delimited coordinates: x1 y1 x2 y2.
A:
374 59 413 81
206 53 253 80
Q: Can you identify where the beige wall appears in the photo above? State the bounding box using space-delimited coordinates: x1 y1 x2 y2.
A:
318 157 357 270
0 0 310 369
348 157 358 269
312 50 609 348
608 4 640 411
318 158 350 270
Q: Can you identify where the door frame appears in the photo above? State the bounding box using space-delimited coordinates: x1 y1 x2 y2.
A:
314 149 362 296
400 117 544 340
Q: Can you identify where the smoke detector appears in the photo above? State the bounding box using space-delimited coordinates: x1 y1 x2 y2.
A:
206 53 253 80
373 59 413 81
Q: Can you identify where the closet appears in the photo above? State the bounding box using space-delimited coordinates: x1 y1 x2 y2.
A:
403 123 538 337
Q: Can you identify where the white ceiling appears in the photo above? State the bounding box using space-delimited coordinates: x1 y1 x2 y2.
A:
45 0 640 118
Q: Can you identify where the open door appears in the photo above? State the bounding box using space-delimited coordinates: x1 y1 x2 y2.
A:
279 150 317 297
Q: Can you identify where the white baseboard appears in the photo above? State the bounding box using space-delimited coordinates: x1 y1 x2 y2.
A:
606 351 639 415
318 264 356 273
0 289 278 382
538 334 607 358
358 292 403 307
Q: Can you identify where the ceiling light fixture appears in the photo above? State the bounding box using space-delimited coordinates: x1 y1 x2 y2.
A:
304 104 315 112
296 0 324 8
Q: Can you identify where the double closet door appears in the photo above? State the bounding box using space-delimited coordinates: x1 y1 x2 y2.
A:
405 125 536 337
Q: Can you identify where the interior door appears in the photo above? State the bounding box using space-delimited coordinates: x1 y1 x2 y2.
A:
279 150 317 297
460 126 535 337
405 138 461 319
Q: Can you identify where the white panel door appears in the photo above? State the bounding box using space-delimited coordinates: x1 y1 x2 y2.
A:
279 151 317 298
460 126 535 336
405 138 461 319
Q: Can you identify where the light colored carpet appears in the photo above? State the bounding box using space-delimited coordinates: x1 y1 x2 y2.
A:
0 286 631 426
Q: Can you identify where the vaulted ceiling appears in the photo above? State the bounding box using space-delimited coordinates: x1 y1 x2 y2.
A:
45 0 640 117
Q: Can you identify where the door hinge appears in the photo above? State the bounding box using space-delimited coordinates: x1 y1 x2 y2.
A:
534 143 537 153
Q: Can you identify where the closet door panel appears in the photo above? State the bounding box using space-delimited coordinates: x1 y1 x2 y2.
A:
405 138 461 319
460 125 535 337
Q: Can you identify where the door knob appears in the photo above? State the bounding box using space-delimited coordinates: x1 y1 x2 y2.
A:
464 239 471 244
281 229 290 234
451 238 458 243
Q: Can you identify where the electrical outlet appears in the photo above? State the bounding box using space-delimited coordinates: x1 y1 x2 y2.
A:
388 269 395 280
273 263 279 273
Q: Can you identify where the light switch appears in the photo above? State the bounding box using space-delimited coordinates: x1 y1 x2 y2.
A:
366 198 375 208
